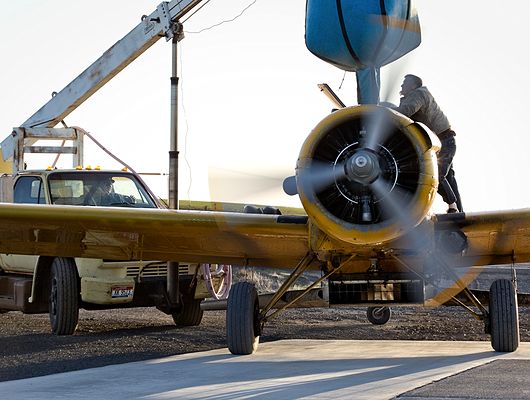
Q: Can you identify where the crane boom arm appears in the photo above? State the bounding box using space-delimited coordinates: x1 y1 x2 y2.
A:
2 0 203 158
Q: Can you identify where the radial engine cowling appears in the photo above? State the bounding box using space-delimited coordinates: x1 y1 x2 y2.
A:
296 105 440 246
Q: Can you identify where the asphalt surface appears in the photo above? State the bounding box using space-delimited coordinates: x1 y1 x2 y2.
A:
399 359 530 399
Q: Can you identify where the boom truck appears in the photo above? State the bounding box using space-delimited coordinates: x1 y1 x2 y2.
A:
0 0 231 334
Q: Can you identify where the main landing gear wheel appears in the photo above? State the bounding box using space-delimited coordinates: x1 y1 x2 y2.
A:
226 282 261 355
489 279 519 352
49 257 79 335
367 306 391 325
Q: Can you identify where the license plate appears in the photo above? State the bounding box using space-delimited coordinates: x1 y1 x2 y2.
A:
111 286 134 298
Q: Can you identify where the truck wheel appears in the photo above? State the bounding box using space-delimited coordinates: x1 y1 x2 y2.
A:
49 258 79 335
171 296 203 327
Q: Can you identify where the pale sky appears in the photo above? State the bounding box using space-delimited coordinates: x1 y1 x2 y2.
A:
1 0 529 212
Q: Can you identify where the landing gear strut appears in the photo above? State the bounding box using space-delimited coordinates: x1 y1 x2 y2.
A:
391 252 520 353
226 252 337 355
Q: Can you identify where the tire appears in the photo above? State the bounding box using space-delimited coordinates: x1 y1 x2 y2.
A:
489 279 519 352
226 282 260 355
367 306 391 325
171 296 203 327
49 258 79 335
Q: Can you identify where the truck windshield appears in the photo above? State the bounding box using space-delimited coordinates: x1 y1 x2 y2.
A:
48 172 157 208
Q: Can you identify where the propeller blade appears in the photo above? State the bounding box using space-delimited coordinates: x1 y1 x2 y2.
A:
363 59 412 150
362 107 395 151
298 160 347 196
370 176 481 305
380 60 408 105
208 167 292 203
370 177 417 232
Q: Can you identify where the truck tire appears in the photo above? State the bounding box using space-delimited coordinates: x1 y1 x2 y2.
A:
49 258 79 335
171 296 203 327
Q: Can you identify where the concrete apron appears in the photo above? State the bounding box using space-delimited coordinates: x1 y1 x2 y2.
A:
1 340 530 400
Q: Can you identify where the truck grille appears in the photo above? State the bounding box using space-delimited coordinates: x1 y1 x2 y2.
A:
126 263 166 278
125 263 191 278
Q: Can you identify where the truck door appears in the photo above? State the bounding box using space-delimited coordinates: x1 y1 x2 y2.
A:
0 176 45 272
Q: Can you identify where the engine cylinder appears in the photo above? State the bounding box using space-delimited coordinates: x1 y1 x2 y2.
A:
296 105 440 245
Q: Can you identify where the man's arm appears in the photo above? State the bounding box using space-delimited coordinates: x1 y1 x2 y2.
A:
393 90 424 117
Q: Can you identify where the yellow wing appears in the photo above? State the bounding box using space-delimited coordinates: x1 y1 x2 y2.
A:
0 204 310 268
435 209 530 267
0 203 530 270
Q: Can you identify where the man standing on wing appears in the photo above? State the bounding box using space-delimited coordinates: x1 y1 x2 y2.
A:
392 74 463 213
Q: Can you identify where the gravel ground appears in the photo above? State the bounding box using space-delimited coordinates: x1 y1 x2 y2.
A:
1 304 530 382
1 266 528 382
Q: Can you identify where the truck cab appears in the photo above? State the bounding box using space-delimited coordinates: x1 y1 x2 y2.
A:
13 169 159 208
0 168 215 335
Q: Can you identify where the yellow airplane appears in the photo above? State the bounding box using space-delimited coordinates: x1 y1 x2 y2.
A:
0 104 528 356
1 1 528 357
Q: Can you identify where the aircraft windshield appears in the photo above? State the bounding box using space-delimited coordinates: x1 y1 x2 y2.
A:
48 172 157 208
